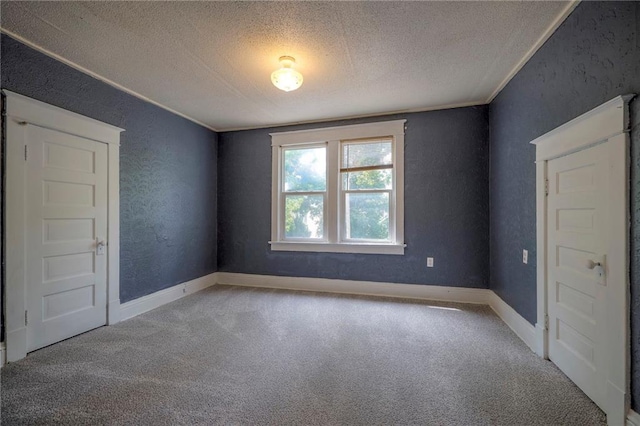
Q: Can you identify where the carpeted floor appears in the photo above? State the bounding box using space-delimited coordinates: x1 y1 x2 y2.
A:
2 285 605 425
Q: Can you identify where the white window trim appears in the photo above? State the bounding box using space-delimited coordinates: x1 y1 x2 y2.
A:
270 119 406 255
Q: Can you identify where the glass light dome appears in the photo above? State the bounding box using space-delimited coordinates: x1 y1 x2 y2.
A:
271 56 303 92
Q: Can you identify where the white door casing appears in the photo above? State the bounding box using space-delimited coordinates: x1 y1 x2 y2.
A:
4 91 123 362
532 94 634 425
26 126 109 352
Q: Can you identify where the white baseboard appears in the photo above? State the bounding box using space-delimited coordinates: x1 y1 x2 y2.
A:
120 272 218 321
216 272 491 305
216 273 540 354
120 272 534 361
627 410 640 426
488 291 537 352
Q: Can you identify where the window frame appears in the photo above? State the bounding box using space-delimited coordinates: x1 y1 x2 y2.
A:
270 119 406 255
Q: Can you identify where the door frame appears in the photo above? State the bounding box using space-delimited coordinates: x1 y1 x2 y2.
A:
531 94 634 425
3 90 124 363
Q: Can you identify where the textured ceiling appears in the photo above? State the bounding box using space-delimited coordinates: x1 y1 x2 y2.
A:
0 1 572 131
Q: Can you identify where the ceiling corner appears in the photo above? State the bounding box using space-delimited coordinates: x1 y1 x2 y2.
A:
485 0 581 104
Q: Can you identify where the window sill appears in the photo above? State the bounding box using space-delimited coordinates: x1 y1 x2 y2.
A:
268 241 406 255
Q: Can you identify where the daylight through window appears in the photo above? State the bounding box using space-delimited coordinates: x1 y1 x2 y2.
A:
270 120 405 255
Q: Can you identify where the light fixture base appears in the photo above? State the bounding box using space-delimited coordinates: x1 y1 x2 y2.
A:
279 55 295 63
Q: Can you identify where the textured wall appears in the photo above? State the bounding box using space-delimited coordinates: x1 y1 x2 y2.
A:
0 34 218 304
489 1 640 407
218 107 490 288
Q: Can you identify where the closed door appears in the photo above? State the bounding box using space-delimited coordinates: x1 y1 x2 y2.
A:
547 142 610 410
26 125 108 352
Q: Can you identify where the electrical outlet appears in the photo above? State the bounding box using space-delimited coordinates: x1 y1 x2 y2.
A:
523 249 528 264
427 257 434 268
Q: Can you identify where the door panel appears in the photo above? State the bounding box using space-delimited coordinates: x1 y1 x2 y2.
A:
547 143 609 410
26 125 108 352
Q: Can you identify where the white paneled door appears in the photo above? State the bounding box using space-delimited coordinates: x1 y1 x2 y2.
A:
26 125 108 352
547 142 611 411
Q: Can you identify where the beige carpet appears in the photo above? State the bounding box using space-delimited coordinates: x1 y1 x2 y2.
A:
1 284 605 425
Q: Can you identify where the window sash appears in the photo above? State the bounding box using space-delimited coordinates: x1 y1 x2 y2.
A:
280 143 328 241
339 138 395 242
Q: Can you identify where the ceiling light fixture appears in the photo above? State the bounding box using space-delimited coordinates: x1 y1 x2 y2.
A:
271 56 303 92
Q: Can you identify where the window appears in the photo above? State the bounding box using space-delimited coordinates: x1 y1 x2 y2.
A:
270 120 405 255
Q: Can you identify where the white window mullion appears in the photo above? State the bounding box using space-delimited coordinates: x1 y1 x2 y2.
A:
279 146 286 241
388 139 396 243
271 145 280 243
326 140 339 244
393 134 404 246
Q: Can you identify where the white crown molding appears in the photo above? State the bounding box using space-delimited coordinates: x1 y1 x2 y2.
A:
0 28 219 133
3 0 580 133
1 28 486 134
119 272 218 321
220 101 485 133
486 0 580 103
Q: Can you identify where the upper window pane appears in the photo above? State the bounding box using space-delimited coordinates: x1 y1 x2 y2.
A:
284 147 326 192
342 140 392 170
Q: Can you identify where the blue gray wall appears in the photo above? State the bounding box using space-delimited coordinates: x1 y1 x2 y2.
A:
0 34 219 304
489 1 640 408
218 107 490 288
4 0 639 411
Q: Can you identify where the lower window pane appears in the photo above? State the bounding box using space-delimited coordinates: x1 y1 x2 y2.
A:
345 192 390 240
285 194 324 238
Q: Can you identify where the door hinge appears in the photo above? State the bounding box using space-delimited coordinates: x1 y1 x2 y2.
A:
24 145 28 161
544 314 549 331
545 179 549 196
25 310 28 326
